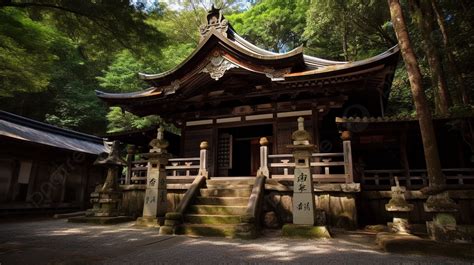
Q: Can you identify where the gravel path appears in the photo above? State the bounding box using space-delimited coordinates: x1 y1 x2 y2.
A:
0 219 470 265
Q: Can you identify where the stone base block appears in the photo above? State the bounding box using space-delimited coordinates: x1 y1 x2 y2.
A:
376 232 474 259
426 221 472 243
234 223 257 239
314 209 327 226
159 225 174 235
68 216 133 225
389 217 411 234
136 216 164 228
282 224 331 238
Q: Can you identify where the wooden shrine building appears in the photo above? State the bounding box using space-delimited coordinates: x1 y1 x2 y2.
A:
97 7 399 178
96 8 474 230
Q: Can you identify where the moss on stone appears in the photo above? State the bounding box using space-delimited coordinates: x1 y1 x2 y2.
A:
434 213 456 226
159 225 174 235
282 224 331 238
165 212 183 221
240 214 254 224
376 232 474 260
164 219 181 226
184 214 242 224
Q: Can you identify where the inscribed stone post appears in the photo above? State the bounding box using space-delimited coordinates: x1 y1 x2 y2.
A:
289 117 316 225
138 127 171 226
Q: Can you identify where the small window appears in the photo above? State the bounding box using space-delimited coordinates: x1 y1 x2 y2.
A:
18 161 33 184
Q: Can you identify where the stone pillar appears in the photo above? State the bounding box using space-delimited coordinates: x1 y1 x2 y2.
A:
198 141 209 178
385 177 414 234
257 137 269 178
137 127 171 227
289 117 316 225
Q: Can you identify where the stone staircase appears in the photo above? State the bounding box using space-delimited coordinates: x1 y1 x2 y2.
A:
175 178 255 237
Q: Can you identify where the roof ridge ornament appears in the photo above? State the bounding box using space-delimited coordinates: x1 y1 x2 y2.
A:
199 6 229 41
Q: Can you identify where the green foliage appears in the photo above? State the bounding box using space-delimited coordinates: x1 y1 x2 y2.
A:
0 8 55 96
97 50 150 93
0 1 166 134
227 0 309 52
106 107 162 133
1 0 473 137
304 0 395 60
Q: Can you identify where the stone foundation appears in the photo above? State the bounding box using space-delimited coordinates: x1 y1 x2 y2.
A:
264 191 358 229
360 190 474 226
121 185 185 218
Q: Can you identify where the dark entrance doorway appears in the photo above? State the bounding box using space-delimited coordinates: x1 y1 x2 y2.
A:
216 124 272 176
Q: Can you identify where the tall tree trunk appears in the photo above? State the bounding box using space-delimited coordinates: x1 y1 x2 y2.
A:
387 0 445 191
409 0 450 115
431 0 470 105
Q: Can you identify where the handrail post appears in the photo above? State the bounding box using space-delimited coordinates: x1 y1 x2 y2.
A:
198 141 209 178
341 131 354 183
257 137 270 178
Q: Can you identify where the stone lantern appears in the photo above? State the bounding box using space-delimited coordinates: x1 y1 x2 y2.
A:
385 177 414 234
88 140 126 217
69 141 132 224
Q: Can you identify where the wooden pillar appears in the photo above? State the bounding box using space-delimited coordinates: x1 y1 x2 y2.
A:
126 145 136 185
400 130 410 188
272 107 278 155
312 107 320 152
81 164 91 210
341 131 354 183
312 107 321 175
180 122 186 157
211 125 218 178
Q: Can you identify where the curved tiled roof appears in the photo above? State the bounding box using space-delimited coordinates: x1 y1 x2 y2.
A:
0 111 107 155
95 8 399 105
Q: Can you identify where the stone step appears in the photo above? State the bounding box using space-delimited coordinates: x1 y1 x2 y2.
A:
188 205 247 215
167 184 192 190
167 177 195 184
205 184 253 190
184 214 242 224
200 188 252 197
175 224 239 238
207 178 255 186
194 196 249 206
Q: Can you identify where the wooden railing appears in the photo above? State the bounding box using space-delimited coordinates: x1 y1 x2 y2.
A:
361 168 474 190
126 156 200 185
120 141 209 187
267 152 350 183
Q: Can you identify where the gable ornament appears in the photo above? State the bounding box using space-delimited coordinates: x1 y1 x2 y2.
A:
201 55 238 81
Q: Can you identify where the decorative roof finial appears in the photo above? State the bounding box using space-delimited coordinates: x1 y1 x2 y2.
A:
199 5 229 41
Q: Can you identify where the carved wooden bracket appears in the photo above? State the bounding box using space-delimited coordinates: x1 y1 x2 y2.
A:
201 55 238 81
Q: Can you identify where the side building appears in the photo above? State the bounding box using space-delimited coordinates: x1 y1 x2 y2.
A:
0 111 107 215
